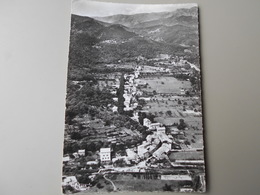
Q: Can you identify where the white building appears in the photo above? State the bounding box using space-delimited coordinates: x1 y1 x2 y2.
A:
73 152 79 158
153 143 171 160
135 71 140 78
126 149 138 161
62 176 88 191
86 161 98 165
100 148 111 162
157 126 166 134
180 89 186 95
171 127 179 135
158 133 172 143
139 97 151 101
112 106 118 113
112 97 118 102
143 118 151 128
131 111 139 122
78 149 85 156
137 142 150 158
149 123 161 130
63 156 70 162
62 176 78 187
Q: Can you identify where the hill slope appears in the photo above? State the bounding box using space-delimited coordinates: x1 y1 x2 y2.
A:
68 14 187 66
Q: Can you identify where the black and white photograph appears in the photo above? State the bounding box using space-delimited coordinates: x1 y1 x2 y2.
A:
62 0 206 193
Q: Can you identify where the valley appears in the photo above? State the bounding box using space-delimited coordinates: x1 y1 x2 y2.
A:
63 5 205 194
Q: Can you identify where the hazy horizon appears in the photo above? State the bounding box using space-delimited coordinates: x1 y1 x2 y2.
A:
72 0 197 17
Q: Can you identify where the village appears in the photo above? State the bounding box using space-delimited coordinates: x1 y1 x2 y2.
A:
62 55 205 193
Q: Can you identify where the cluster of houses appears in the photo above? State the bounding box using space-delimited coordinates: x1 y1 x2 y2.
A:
138 119 173 161
63 149 86 163
63 60 205 192
62 176 89 192
111 66 147 113
97 117 174 168
136 54 198 70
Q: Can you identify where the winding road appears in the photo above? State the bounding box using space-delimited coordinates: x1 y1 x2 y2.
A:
104 174 117 191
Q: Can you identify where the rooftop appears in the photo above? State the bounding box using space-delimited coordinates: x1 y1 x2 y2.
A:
100 148 111 153
161 175 192 181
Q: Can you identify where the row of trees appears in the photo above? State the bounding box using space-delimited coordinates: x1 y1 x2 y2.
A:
117 74 125 114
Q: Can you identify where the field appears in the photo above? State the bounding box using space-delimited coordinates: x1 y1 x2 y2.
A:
109 174 183 192
138 74 204 151
169 151 204 161
140 76 191 94
74 173 189 193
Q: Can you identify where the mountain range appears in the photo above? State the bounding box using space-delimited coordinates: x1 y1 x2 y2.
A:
68 7 199 67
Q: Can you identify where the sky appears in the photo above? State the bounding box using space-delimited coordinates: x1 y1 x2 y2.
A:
72 0 197 17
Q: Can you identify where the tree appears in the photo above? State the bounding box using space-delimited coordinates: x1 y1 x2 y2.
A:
163 184 173 191
104 120 111 126
88 142 97 152
177 118 187 130
146 112 156 123
97 183 104 189
184 140 191 145
166 110 172 117
138 99 146 107
78 175 92 184
63 142 79 154
114 158 126 167
71 132 82 140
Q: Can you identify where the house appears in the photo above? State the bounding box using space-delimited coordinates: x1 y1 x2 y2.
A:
62 176 78 186
131 111 139 122
170 127 179 135
112 97 118 102
153 143 171 160
73 152 79 158
180 188 194 192
157 126 166 134
137 142 150 158
137 141 157 159
78 149 85 156
158 133 172 143
149 123 161 130
135 71 140 78
143 118 151 128
139 97 151 101
112 106 118 112
63 156 70 162
112 84 119 89
180 89 186 95
86 161 98 165
100 148 111 162
62 176 88 191
158 54 170 60
146 134 154 143
110 90 117 95
124 105 133 111
126 149 138 161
